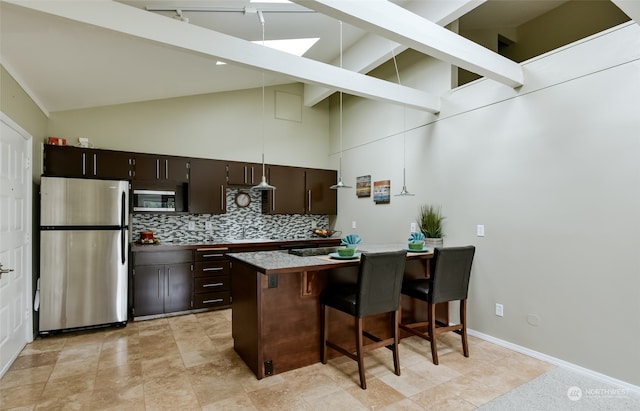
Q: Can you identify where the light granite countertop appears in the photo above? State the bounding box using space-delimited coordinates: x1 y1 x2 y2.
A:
228 243 433 275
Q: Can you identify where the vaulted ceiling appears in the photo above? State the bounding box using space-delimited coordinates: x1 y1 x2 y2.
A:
1 0 637 115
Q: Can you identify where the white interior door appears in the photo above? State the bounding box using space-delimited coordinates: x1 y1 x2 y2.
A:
0 113 33 377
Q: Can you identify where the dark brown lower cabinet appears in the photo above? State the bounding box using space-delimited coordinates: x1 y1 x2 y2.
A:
133 250 193 318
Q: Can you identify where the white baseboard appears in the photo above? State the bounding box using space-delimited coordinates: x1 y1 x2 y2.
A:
468 328 640 396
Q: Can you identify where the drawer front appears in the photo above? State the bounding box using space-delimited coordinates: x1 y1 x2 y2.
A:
193 291 231 309
194 261 230 277
195 248 229 261
195 275 230 293
134 249 193 265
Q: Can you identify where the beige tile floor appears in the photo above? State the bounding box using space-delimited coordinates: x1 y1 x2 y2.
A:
1 309 554 410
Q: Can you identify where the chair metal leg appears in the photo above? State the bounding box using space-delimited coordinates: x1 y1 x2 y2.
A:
460 299 469 357
428 303 438 365
356 317 366 389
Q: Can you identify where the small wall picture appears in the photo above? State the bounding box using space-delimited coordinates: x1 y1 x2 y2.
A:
373 180 391 204
356 175 371 197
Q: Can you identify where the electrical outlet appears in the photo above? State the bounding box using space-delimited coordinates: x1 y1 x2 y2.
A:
410 222 417 232
205 221 214 231
495 303 504 317
188 222 195 230
477 224 485 237
352 221 357 229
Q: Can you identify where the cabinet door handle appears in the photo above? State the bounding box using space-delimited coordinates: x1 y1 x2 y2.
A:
157 269 161 298
203 282 224 288
250 167 254 184
271 190 275 211
82 153 86 176
156 159 160 179
221 185 224 211
308 190 312 212
167 268 171 297
203 298 224 304
243 166 248 183
93 153 97 175
202 254 224 258
165 159 169 180
203 267 223 272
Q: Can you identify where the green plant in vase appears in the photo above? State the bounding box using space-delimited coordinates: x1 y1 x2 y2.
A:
418 204 445 248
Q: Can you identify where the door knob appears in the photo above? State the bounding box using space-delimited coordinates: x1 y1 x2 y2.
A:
0 263 14 277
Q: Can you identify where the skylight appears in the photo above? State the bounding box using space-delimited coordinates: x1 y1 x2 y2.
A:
250 0 292 3
252 38 319 57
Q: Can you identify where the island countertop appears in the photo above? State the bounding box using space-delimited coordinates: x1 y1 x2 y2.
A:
227 243 434 275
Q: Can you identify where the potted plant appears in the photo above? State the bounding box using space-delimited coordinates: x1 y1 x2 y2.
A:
417 204 445 248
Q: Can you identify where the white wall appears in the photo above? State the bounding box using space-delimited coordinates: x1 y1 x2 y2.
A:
332 22 640 386
44 83 329 181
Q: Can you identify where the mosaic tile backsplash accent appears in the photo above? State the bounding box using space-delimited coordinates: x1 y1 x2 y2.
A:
132 188 330 243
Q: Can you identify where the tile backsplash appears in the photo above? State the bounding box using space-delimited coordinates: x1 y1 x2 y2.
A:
132 188 329 243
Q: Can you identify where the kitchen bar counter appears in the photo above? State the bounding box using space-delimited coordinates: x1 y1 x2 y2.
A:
229 244 437 379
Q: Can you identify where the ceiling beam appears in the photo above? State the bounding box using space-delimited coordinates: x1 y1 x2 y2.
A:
295 0 524 89
301 0 487 107
5 0 440 113
611 0 640 25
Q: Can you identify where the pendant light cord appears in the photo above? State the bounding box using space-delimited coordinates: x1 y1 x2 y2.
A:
390 43 414 196
261 11 266 177
339 21 344 178
330 20 351 189
251 10 275 190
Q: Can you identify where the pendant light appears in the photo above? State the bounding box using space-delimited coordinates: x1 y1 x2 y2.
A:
330 21 352 190
390 45 414 197
252 10 276 191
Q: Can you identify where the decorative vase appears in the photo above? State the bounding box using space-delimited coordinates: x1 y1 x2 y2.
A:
424 238 443 249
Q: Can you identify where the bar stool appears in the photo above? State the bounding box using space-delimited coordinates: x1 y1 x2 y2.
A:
400 246 475 365
320 250 407 389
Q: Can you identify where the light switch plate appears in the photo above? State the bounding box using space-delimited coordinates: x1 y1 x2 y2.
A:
352 221 357 229
477 224 485 237
410 222 417 232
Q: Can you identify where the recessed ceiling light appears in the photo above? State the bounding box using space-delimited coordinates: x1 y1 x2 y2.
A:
252 38 319 56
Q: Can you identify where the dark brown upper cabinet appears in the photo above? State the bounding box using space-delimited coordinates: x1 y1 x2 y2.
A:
133 154 189 183
262 165 306 215
43 145 133 180
189 158 227 214
305 168 337 215
227 161 262 186
262 166 337 215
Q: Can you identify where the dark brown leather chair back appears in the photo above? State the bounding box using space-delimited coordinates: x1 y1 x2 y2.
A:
429 246 476 304
356 250 407 317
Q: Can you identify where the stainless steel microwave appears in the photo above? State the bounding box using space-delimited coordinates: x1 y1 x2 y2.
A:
132 189 176 212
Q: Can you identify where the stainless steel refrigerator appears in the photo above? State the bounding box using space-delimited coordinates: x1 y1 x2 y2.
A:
39 176 129 334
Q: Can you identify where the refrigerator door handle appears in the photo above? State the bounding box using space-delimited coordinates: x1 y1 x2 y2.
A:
120 191 127 265
120 229 126 265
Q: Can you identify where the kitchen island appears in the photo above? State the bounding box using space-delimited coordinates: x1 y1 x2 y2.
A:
229 244 440 379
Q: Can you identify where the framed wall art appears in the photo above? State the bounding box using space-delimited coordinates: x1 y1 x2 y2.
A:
373 180 391 204
356 175 371 197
